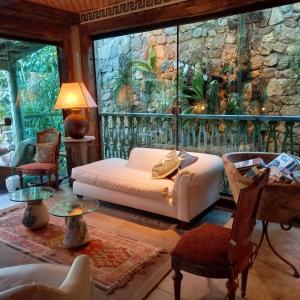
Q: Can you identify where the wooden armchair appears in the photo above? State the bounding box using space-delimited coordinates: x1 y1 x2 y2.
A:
17 128 61 189
171 168 270 300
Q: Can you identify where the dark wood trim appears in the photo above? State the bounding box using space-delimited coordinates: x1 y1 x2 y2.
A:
1 1 79 25
80 0 299 37
0 15 71 43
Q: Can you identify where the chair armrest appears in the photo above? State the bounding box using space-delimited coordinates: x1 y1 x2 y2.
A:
0 283 35 300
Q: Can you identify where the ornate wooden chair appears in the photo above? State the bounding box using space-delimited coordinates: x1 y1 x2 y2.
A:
17 128 61 189
171 168 270 300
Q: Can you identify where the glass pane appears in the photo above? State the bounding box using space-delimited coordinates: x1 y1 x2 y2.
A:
178 4 300 155
94 27 177 158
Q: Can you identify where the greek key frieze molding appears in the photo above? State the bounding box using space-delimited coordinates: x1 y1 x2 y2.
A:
80 0 189 23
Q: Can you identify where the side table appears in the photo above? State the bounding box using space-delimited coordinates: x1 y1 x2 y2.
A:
64 136 95 185
49 197 99 248
9 186 54 229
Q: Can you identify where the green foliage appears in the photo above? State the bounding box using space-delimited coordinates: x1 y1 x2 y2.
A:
17 45 60 115
0 71 10 122
225 95 241 115
131 45 157 77
180 63 219 114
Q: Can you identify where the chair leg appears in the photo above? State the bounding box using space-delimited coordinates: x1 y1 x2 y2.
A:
54 172 59 190
226 277 237 300
241 267 249 298
172 262 183 300
19 174 24 189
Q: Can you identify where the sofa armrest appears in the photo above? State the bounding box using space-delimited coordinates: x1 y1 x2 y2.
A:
172 159 224 222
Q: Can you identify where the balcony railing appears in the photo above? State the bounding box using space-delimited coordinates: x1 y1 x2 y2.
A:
99 113 300 159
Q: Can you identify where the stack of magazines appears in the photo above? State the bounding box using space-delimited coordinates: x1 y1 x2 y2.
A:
234 153 300 184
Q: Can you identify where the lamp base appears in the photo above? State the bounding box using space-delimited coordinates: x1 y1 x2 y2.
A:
64 111 88 139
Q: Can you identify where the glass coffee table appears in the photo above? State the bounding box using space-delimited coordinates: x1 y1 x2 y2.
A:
9 186 54 229
49 197 99 248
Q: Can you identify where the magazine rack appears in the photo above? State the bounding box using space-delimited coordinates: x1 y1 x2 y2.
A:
223 152 300 278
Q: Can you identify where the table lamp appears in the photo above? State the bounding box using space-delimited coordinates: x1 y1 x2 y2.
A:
54 82 97 139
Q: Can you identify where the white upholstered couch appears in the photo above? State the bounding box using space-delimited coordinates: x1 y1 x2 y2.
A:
72 148 224 222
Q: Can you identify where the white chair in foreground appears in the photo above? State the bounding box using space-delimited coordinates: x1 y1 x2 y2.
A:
0 255 91 300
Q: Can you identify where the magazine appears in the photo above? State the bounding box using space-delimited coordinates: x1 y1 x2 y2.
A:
267 153 297 171
234 157 265 170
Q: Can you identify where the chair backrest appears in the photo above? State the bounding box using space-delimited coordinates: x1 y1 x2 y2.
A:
227 168 270 264
37 128 61 164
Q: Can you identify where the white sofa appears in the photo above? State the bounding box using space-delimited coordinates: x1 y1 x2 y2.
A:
72 148 224 223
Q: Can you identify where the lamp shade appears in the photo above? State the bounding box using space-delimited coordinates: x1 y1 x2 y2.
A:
54 82 97 110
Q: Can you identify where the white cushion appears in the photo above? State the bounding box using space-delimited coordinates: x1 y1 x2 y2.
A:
128 148 171 172
72 158 174 201
0 264 69 292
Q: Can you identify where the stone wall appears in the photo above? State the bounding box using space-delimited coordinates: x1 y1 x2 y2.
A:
94 3 300 116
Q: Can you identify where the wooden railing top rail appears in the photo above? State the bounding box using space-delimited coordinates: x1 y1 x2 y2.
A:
99 112 300 122
23 112 62 119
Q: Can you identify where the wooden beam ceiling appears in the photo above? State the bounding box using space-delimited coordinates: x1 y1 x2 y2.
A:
0 1 80 26
26 0 124 13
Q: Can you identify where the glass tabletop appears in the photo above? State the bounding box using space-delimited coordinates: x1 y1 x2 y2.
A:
49 197 99 217
10 187 54 202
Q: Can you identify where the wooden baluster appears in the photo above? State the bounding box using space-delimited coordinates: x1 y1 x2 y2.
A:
135 116 142 147
128 116 134 157
111 116 118 157
144 117 151 147
266 121 278 153
185 120 192 148
282 121 295 154
119 116 126 158
168 117 174 146
178 117 184 148
191 119 196 149
156 117 162 147
197 119 207 151
237 120 248 151
252 120 263 152
103 116 111 158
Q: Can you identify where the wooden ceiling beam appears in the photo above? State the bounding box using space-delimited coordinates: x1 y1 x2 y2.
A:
0 1 80 26
0 14 70 43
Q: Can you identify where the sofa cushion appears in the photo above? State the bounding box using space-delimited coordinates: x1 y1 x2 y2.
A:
152 150 181 179
72 158 174 202
179 150 199 169
128 148 173 172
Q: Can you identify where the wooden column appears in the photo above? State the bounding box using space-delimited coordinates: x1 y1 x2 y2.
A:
80 31 101 161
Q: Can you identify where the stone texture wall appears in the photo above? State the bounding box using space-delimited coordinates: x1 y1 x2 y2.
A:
95 3 300 116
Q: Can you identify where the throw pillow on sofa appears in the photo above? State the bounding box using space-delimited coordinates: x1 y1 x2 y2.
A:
152 149 181 179
178 150 199 169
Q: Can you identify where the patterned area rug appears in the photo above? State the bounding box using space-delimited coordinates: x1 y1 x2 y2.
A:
0 207 165 294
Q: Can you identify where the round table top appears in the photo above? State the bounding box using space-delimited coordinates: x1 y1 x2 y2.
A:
49 197 99 218
10 187 54 203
